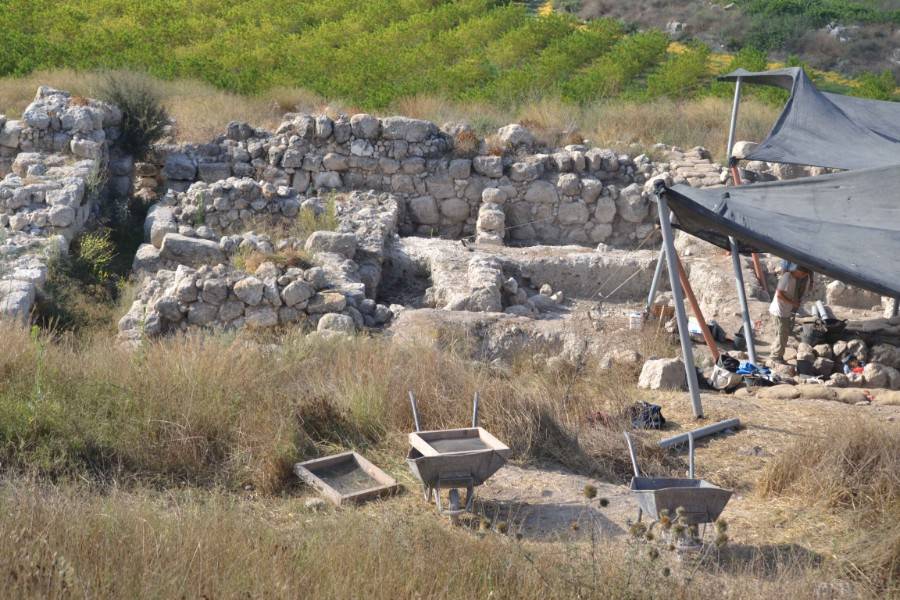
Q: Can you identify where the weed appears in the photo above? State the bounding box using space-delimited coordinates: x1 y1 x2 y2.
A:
98 72 170 158
453 129 480 158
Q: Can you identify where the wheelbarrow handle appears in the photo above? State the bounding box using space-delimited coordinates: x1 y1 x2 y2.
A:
409 390 421 432
623 432 641 478
688 431 695 479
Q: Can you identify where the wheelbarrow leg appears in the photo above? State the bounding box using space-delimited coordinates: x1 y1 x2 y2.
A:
464 483 475 512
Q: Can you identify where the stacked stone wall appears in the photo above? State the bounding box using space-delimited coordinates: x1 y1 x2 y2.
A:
0 87 131 321
139 116 714 248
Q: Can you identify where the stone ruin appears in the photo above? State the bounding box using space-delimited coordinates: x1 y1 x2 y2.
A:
0 87 132 321
6 85 897 376
117 107 718 349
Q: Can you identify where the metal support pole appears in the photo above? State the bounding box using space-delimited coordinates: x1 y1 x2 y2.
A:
472 391 480 428
726 77 743 161
726 76 769 294
646 246 666 312
656 192 704 419
729 236 759 365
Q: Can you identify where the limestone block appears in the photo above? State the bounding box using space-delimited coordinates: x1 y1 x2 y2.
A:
305 231 358 259
472 155 503 178
638 358 687 390
409 196 440 225
159 233 225 267
164 153 197 181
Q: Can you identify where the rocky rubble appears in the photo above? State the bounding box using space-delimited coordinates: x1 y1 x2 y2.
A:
119 190 401 343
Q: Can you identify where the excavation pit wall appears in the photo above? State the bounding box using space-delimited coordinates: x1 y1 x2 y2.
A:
137 116 697 248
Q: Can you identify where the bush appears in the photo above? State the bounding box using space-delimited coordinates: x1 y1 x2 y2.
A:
645 44 711 99
99 73 170 158
853 69 897 101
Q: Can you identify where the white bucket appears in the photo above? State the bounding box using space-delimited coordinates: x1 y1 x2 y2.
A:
628 312 644 330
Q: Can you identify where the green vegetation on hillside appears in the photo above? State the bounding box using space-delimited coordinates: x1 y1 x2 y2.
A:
2 0 896 109
737 0 900 51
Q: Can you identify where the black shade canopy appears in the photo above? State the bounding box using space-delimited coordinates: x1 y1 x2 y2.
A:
662 165 900 298
720 68 900 170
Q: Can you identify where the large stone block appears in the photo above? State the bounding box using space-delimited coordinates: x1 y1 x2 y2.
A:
409 196 439 225
825 280 881 310
472 155 503 178
615 183 649 223
0 279 36 323
350 114 380 139
381 116 438 142
0 120 23 148
638 358 687 390
305 231 358 259
163 153 197 181
145 205 177 248
159 233 225 267
524 180 558 204
440 198 470 223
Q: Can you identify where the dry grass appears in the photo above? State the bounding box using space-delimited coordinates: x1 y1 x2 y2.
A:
0 70 779 161
0 321 673 494
0 477 846 600
0 69 334 142
759 420 900 592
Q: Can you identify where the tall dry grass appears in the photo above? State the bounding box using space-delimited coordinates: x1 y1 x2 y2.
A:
0 478 844 600
0 322 672 494
0 69 779 161
760 420 900 592
0 69 334 142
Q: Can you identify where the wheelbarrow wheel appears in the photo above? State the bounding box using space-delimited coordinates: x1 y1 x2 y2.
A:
448 488 461 524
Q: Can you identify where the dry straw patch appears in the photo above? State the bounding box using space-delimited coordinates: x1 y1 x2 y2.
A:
1 70 778 160
759 419 900 591
0 479 843 600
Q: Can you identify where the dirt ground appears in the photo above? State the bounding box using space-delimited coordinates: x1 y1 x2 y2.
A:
310 388 898 561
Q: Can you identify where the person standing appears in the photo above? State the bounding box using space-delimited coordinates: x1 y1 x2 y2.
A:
768 262 812 365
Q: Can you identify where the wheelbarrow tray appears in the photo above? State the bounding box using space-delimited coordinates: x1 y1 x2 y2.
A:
407 427 509 488
629 477 732 525
294 451 399 507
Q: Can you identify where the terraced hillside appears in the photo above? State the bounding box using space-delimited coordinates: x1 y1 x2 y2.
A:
2 0 894 108
578 0 900 78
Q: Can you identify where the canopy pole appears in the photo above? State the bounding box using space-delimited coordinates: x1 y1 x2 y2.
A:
726 77 743 161
729 236 759 365
674 252 720 363
725 76 769 294
646 246 666 312
656 191 704 419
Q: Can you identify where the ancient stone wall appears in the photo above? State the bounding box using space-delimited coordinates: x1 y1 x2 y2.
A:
118 190 401 343
135 116 709 248
0 87 130 321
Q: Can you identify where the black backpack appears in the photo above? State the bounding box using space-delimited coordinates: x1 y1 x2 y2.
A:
628 401 666 430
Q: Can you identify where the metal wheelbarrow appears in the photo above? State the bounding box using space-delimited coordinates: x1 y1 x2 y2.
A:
624 431 732 527
407 391 510 522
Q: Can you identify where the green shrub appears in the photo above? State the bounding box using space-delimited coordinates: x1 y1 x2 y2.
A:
99 73 170 158
76 231 116 282
853 69 897 101
645 44 711 99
